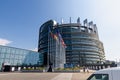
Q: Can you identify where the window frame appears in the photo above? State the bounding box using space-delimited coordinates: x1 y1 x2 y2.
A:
87 73 109 80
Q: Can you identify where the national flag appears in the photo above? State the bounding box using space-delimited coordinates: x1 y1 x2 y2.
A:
57 30 66 48
49 27 58 41
61 38 66 47
49 28 54 38
53 34 58 41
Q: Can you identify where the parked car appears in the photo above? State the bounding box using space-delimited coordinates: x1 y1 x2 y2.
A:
87 67 120 80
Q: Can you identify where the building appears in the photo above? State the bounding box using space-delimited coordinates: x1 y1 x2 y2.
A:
38 18 105 68
38 20 66 69
0 45 43 71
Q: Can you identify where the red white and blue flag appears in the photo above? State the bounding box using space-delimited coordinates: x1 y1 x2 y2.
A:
49 27 66 48
56 30 67 48
49 27 58 41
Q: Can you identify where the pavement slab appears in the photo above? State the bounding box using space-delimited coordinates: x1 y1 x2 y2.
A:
51 73 72 80
0 72 93 80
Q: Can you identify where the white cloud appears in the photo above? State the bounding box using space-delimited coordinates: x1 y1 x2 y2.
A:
31 48 38 52
0 38 12 46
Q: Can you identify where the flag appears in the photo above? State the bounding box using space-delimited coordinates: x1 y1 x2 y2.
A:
49 27 54 38
49 27 58 41
61 38 66 47
53 34 58 41
57 30 66 48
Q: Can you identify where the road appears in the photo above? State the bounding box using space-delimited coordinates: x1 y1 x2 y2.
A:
0 72 92 80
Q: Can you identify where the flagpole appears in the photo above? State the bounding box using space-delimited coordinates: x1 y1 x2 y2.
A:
59 32 60 68
55 36 57 68
48 28 50 70
49 29 51 66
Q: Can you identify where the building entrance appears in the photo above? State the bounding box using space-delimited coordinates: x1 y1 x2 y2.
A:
47 65 52 72
4 65 11 72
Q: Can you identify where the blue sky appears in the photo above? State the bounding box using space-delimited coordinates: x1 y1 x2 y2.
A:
0 0 120 61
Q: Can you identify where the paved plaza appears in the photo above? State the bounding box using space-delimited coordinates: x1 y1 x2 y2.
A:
0 72 93 80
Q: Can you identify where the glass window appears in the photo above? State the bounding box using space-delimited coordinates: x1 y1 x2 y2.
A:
11 49 15 54
1 53 5 58
1 48 6 53
6 54 10 58
87 74 108 80
4 59 10 63
6 48 11 53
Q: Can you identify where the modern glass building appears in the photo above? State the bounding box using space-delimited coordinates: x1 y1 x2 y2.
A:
38 19 105 67
0 45 43 71
38 20 66 68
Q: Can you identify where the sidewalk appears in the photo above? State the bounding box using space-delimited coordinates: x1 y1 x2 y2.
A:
51 73 72 80
50 70 95 80
49 72 93 80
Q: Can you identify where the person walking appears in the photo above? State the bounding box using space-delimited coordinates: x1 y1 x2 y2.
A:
86 67 89 73
83 66 85 72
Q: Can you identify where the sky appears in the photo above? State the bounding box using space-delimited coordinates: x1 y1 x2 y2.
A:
0 0 120 61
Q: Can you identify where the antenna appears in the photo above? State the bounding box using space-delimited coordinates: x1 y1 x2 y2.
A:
89 21 93 27
61 18 63 24
93 24 97 31
83 19 88 26
77 17 80 23
70 17 71 23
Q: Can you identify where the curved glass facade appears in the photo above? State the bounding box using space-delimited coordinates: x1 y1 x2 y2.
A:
38 20 54 65
0 45 43 71
38 20 66 68
38 20 105 67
